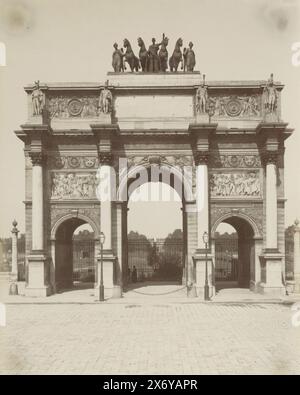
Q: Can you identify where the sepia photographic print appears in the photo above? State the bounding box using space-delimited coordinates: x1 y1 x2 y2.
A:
0 0 300 381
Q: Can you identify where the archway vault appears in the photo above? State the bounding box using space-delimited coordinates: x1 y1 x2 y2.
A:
117 162 194 203
51 213 100 241
211 212 262 240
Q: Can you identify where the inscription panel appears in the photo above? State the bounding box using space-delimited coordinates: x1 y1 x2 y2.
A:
114 95 193 119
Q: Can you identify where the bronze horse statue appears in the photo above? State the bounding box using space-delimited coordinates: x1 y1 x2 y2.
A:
169 38 183 72
123 38 140 72
159 34 169 72
137 37 148 72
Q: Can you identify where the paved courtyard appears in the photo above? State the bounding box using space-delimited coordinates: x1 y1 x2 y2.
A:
0 300 299 374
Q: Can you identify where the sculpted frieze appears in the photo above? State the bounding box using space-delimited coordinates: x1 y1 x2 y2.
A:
47 155 99 169
125 154 194 169
210 153 261 168
210 171 261 197
51 172 97 199
208 95 261 118
49 95 99 118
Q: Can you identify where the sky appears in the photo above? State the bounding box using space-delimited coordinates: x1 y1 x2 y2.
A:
0 0 299 238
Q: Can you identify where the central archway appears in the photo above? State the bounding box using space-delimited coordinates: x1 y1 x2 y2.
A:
127 182 183 285
119 163 189 292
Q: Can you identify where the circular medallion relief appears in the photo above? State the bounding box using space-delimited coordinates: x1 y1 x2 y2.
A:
225 99 242 117
68 156 81 168
68 99 83 116
228 155 239 167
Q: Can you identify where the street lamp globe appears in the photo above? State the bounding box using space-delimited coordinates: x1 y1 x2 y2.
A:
100 232 105 245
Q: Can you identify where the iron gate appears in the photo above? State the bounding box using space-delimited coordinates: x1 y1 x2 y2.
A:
72 239 95 282
215 238 238 281
128 236 183 281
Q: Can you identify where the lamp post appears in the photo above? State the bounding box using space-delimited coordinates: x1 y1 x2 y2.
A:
99 231 105 302
202 231 210 301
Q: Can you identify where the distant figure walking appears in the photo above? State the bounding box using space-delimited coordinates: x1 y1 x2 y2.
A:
132 265 137 283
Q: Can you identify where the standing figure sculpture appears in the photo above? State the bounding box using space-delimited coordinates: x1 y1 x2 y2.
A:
32 80 45 116
112 43 124 72
137 37 148 72
196 75 208 113
159 33 169 72
147 37 162 72
263 73 278 113
169 38 183 72
183 42 196 72
123 38 140 72
99 81 113 114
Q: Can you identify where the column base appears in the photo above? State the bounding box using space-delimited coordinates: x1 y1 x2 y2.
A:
258 252 285 296
26 253 52 297
257 282 286 296
24 286 52 297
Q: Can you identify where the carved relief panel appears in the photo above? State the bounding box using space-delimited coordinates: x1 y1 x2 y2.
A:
208 94 261 118
210 171 261 198
51 172 98 199
48 95 99 118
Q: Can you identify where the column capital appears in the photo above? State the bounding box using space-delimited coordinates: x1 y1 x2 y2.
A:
194 151 210 165
29 151 45 166
99 152 113 166
262 151 278 166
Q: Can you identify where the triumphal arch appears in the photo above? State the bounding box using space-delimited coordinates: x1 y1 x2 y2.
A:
16 39 293 298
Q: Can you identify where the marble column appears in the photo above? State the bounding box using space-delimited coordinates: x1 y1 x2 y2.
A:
265 153 278 249
95 153 118 298
258 151 284 295
195 152 209 250
31 153 44 251
294 219 300 293
25 152 50 297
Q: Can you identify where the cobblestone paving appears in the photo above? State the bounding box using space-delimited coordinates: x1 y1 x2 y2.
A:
0 302 299 374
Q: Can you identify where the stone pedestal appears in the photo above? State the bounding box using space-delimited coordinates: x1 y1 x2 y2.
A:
258 252 285 296
196 113 210 123
193 253 215 298
25 253 51 297
98 113 112 124
264 112 279 123
95 254 116 299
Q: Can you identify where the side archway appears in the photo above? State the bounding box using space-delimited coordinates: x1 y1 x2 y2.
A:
211 212 261 289
50 213 99 292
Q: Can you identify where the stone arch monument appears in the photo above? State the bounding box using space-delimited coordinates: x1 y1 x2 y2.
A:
15 68 293 297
